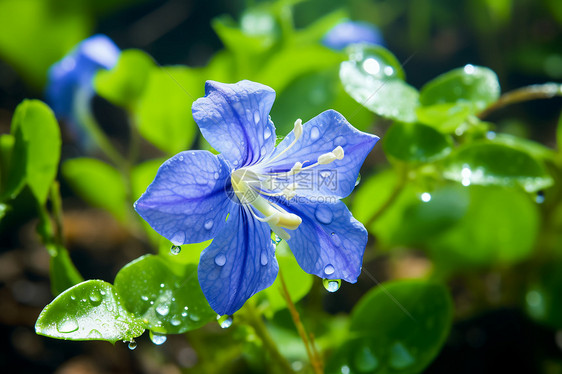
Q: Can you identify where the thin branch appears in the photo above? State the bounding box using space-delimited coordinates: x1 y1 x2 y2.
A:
279 269 324 374
477 83 562 120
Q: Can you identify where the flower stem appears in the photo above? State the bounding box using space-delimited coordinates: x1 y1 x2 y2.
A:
365 164 408 229
244 300 295 373
477 83 562 120
279 269 324 374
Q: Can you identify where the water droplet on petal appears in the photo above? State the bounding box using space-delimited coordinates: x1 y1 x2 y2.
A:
310 126 320 140
204 219 214 230
214 254 227 266
128 340 137 350
218 315 233 329
331 232 342 247
260 252 269 266
57 317 79 333
323 279 341 293
254 111 261 124
324 264 335 275
264 127 272 140
355 173 361 186
156 304 170 317
213 172 220 179
149 331 167 345
334 135 347 147
170 245 181 255
315 205 333 225
179 155 184 161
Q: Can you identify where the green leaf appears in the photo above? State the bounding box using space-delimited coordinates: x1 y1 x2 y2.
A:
114 255 215 334
328 280 453 374
0 0 91 86
261 241 313 313
383 122 453 162
0 203 7 221
135 66 202 155
3 100 61 204
35 280 145 343
418 65 500 129
428 185 539 267
340 44 419 123
488 132 557 161
94 49 154 107
62 158 128 222
49 246 84 296
443 142 554 192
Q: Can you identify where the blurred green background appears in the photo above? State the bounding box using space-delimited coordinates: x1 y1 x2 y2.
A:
0 0 561 373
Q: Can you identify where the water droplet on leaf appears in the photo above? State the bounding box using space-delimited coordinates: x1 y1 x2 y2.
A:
214 254 227 266
89 290 103 306
389 342 415 369
536 190 545 204
323 279 341 292
420 192 431 202
57 317 79 333
171 318 181 326
170 245 181 255
128 340 137 350
141 295 149 301
156 304 170 317
149 331 167 345
353 345 379 372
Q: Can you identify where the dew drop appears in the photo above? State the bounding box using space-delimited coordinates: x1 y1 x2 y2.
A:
536 190 545 204
204 219 214 230
190 314 200 322
156 304 170 317
179 155 184 161
314 205 333 225
254 111 261 124
213 172 220 179
355 173 361 186
214 254 227 266
354 345 379 372
141 295 149 301
70 295 76 301
128 340 137 350
264 127 272 140
89 291 102 306
420 192 432 202
274 235 282 244
310 126 320 140
171 318 181 326
181 311 188 317
149 331 167 345
323 279 341 293
218 315 233 329
170 245 181 255
57 317 79 333
260 252 269 266
334 135 347 147
88 329 102 339
324 264 335 275
160 283 165 288
331 232 342 247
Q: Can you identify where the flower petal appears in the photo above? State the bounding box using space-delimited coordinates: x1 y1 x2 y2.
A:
323 21 384 51
262 110 378 199
198 206 278 315
282 198 368 283
192 80 277 167
134 150 233 245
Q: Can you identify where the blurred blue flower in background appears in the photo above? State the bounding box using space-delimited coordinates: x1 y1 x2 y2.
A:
46 34 120 146
134 80 379 315
323 20 384 50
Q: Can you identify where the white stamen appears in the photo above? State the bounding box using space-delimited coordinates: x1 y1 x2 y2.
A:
317 146 345 165
288 162 303 175
293 118 303 139
333 146 344 160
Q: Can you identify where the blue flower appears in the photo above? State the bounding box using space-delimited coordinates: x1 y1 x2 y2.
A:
323 21 384 50
46 34 120 144
134 80 379 315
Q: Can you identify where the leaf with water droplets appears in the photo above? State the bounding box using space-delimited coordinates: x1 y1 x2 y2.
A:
340 44 419 123
114 254 215 334
443 142 553 192
383 122 453 162
35 280 145 343
328 280 453 374
417 65 500 131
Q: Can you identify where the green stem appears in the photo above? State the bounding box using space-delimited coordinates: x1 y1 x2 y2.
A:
365 164 408 229
244 300 295 373
74 89 128 169
477 83 562 120
279 269 324 374
49 182 65 247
